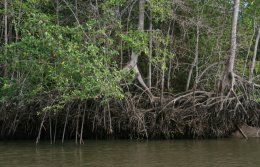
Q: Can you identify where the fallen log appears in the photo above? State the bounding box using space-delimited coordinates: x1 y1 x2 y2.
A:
232 124 260 138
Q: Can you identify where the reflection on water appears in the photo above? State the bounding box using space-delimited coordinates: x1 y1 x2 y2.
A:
0 139 259 167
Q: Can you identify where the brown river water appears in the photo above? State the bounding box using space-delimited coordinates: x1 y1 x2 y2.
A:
0 139 259 167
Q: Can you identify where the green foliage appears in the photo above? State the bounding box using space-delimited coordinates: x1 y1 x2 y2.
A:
1 0 260 113
151 31 175 70
149 0 173 22
101 0 126 8
119 30 149 54
0 1 125 110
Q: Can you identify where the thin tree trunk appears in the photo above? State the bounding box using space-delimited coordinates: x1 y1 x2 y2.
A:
138 0 145 31
161 65 165 103
107 103 112 134
195 25 200 86
75 105 81 144
62 109 69 144
75 0 78 18
36 112 47 144
4 0 8 76
186 24 200 90
156 68 159 89
56 0 59 25
249 25 260 82
80 106 86 144
125 0 154 100
186 56 193 90
220 0 240 93
148 12 153 88
167 60 172 90
14 20 19 42
49 112 53 144
243 15 256 77
4 0 8 45
161 24 172 102
53 115 57 143
11 0 22 43
120 38 123 69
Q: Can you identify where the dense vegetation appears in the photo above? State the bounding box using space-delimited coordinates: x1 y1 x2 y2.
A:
0 0 260 143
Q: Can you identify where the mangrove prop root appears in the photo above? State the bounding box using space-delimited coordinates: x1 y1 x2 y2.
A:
0 75 259 142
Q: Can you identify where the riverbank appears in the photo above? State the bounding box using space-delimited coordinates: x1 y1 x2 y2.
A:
1 90 259 142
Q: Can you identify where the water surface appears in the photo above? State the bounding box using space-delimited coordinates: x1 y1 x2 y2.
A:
0 139 259 167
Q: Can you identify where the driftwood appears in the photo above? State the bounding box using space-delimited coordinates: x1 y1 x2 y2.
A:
232 124 260 138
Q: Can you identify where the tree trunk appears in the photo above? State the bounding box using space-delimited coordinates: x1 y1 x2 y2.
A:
4 0 8 45
167 60 172 90
186 24 200 91
4 0 8 76
249 25 260 82
228 0 240 74
243 14 256 77
75 0 78 18
75 105 81 144
220 0 240 93
53 115 57 143
148 12 153 88
138 0 145 31
125 0 154 99
161 66 165 103
56 0 59 25
36 112 47 144
195 24 199 86
49 112 53 144
62 109 69 144
80 107 86 144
